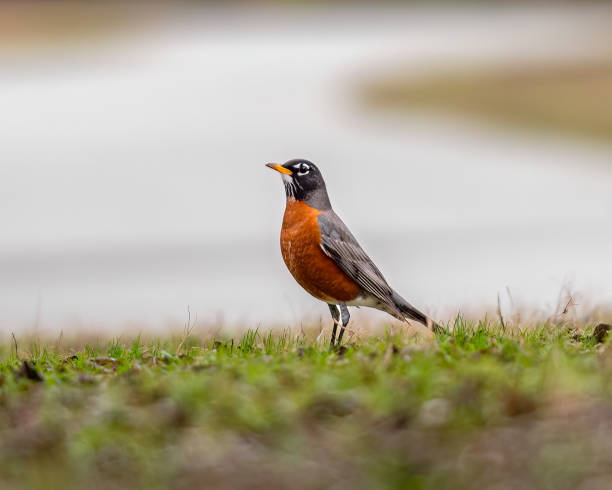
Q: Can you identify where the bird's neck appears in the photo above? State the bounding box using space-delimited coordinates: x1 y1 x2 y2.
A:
286 187 331 211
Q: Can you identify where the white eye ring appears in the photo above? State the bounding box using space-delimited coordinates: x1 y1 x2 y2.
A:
296 163 310 176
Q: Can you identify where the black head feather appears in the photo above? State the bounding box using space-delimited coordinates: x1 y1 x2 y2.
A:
280 159 331 210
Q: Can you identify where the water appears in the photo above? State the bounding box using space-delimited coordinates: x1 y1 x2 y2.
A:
1 4 611 333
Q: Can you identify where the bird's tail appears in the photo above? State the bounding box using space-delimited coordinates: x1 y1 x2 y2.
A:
389 290 444 334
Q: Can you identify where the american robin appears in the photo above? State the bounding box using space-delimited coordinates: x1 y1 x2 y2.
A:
266 159 441 346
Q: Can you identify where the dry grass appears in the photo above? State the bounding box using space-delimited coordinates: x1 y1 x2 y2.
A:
363 59 612 142
0 2 163 50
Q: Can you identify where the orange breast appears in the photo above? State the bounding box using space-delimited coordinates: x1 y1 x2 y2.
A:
280 201 360 303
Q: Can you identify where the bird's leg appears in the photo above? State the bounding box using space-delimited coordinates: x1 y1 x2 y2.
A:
337 303 350 345
328 304 340 347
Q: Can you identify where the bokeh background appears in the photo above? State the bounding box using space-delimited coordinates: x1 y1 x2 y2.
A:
2 1 612 334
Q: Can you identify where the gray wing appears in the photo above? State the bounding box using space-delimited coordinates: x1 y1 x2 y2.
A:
318 211 395 306
318 211 436 329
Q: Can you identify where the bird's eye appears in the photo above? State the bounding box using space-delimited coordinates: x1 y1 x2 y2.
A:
297 163 310 176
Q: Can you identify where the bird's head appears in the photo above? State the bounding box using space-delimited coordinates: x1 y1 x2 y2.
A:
266 159 331 210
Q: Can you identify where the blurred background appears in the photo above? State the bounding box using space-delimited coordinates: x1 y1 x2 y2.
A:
1 1 611 334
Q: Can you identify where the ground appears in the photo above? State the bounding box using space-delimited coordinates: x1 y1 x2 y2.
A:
1 320 611 489
363 60 612 143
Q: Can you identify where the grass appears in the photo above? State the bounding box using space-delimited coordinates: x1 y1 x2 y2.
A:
1 320 612 489
363 59 612 143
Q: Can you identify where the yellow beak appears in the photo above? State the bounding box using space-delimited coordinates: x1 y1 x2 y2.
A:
265 163 293 175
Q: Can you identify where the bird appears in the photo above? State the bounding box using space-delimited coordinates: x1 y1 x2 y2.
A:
266 159 441 346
